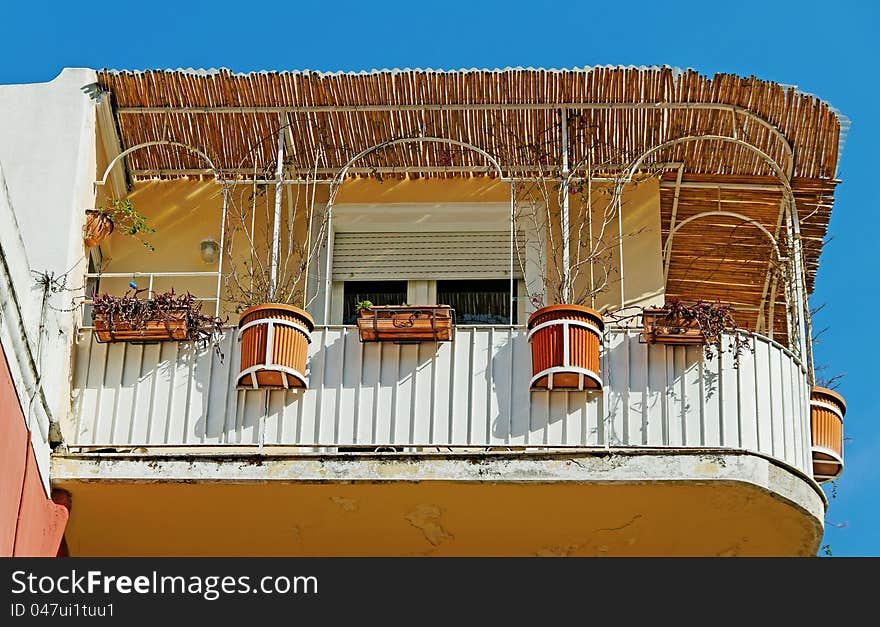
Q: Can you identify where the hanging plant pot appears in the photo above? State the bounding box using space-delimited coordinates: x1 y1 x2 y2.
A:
237 303 314 389
93 309 188 343
527 304 604 390
83 210 114 248
356 305 454 342
810 387 846 483
642 307 706 345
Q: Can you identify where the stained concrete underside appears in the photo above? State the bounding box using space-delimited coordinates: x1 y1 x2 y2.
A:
51 449 825 557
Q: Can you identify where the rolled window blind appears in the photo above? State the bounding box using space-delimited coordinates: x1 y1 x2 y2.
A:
332 231 523 281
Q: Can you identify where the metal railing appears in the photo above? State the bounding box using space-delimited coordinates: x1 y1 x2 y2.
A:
69 327 813 476
82 271 223 320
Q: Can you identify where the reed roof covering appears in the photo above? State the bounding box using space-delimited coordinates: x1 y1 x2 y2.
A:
97 66 843 180
96 66 844 338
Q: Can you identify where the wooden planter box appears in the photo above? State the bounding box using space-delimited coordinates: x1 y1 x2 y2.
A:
642 307 706 345
357 305 454 342
527 304 604 390
238 303 315 389
810 387 846 483
93 310 188 343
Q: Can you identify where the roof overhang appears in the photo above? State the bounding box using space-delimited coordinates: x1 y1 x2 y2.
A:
95 66 843 182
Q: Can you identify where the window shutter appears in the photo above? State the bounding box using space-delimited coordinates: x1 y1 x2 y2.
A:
332 231 523 281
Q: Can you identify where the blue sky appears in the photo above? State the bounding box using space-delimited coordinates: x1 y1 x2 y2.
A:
2 0 876 555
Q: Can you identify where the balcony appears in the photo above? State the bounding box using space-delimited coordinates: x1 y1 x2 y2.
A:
69 325 812 477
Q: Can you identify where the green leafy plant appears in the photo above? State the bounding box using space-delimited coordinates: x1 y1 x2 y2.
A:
98 198 156 251
356 300 374 311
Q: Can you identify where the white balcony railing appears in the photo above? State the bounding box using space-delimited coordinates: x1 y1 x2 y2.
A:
69 326 812 476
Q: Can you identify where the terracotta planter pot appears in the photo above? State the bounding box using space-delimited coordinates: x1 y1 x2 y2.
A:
238 303 314 389
83 210 114 248
527 304 604 390
642 307 705 345
810 387 846 482
93 310 188 343
357 305 454 342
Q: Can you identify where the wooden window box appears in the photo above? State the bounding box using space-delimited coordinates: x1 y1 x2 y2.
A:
93 310 189 343
357 305 454 342
642 307 706 345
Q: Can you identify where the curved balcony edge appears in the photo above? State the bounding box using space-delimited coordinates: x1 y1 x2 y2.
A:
51 448 826 556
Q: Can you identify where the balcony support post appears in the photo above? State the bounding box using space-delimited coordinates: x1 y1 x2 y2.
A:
270 118 285 300
560 109 571 303
786 195 811 371
215 185 228 318
617 186 625 309
509 182 515 323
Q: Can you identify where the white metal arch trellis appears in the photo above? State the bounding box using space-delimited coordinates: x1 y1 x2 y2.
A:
662 211 785 280
92 140 227 317
557 133 796 309
662 210 784 265
607 133 812 368
661 209 791 341
319 136 511 323
95 140 219 187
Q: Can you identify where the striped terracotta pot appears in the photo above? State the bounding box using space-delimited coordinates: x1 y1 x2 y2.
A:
237 304 314 389
810 387 845 482
527 304 604 390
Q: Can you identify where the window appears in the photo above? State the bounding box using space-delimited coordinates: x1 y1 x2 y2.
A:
437 279 516 325
341 280 407 325
340 279 516 325
324 204 532 326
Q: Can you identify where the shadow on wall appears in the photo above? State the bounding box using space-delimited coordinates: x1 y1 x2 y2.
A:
489 333 706 446
191 327 441 444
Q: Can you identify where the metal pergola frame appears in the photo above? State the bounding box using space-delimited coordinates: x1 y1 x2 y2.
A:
93 102 814 378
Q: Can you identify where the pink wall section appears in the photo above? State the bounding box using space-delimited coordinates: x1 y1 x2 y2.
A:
0 342 68 557
0 344 27 554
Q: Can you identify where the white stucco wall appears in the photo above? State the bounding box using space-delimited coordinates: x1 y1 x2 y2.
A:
0 68 97 490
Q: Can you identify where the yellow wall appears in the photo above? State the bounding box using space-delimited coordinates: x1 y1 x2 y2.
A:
591 178 665 312
94 180 316 317
95 180 225 310
516 176 664 312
